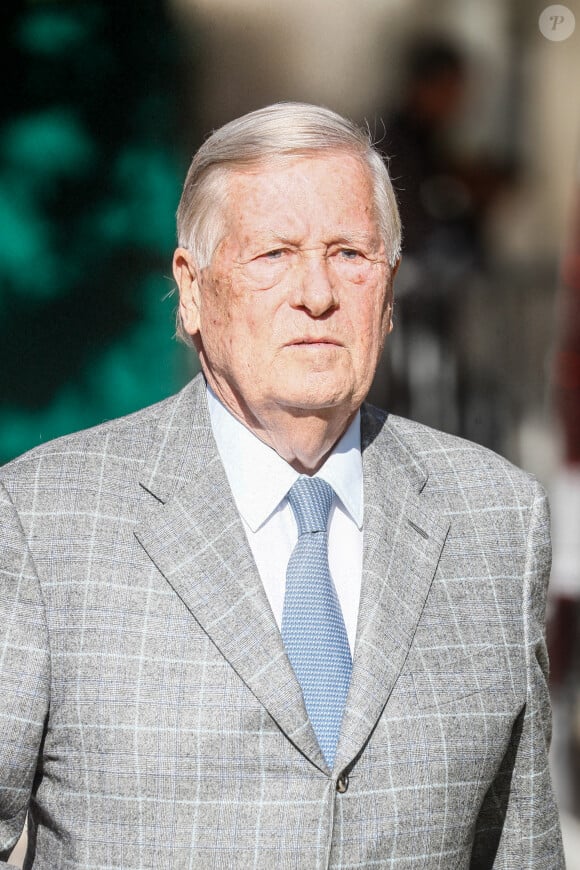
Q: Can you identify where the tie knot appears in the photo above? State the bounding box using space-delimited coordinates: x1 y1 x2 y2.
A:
287 476 334 535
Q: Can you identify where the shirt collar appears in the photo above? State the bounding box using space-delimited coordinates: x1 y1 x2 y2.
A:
206 385 363 532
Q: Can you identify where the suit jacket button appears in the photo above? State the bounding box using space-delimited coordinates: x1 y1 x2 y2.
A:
336 774 349 794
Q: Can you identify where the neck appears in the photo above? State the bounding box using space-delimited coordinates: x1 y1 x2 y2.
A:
206 378 357 475
253 408 357 475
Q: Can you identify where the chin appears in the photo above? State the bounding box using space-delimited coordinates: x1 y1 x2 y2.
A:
277 386 356 415
269 366 365 414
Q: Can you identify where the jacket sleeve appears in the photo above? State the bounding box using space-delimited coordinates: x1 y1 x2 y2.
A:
470 481 565 869
0 481 51 864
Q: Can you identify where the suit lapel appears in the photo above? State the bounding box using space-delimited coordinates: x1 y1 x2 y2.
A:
135 379 449 775
135 376 327 772
335 407 450 771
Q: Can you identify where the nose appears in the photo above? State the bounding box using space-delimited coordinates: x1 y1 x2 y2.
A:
289 252 338 317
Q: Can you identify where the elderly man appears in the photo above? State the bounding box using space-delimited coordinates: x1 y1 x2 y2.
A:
0 103 564 868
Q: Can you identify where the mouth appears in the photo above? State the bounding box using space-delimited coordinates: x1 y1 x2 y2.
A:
286 337 343 347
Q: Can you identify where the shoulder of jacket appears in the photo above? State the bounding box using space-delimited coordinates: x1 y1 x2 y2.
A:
0 387 187 485
364 403 539 497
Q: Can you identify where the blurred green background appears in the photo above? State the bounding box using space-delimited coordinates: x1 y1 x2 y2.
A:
0 0 196 464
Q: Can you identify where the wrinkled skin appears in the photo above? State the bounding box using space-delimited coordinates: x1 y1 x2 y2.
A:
173 151 398 472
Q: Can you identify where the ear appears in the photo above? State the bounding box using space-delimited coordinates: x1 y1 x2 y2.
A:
173 247 201 338
384 257 401 335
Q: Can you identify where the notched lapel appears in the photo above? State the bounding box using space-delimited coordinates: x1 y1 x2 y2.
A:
336 408 450 771
135 377 327 773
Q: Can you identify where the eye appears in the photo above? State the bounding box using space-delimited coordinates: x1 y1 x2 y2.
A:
262 248 286 260
339 248 363 260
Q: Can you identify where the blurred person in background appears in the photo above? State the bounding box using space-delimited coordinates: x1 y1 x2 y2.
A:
383 38 470 260
380 37 512 444
0 103 564 868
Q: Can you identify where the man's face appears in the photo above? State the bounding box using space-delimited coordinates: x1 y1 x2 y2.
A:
175 151 397 431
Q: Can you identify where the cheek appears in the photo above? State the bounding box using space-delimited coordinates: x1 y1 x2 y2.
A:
200 274 245 345
201 286 267 370
350 290 391 351
373 281 393 336
206 277 233 326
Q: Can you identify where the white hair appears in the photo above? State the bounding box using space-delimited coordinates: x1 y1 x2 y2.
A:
175 102 402 342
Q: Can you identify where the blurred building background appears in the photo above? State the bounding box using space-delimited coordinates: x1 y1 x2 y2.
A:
3 0 580 865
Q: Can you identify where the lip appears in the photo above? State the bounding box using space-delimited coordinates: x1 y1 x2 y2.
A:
285 337 343 347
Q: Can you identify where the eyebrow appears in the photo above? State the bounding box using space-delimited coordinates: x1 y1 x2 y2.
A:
246 231 381 249
330 234 379 248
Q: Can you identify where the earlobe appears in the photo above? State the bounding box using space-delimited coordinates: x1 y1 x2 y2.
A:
173 247 201 337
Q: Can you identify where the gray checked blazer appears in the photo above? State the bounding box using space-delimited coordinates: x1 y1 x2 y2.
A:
0 374 564 868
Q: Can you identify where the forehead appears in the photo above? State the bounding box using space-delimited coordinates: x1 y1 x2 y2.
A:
221 151 377 234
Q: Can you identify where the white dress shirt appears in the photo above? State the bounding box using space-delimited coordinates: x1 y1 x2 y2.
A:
206 386 363 653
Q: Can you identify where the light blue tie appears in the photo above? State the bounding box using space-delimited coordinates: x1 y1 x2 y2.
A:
281 476 352 768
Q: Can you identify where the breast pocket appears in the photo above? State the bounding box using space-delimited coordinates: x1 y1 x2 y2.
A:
410 643 522 712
